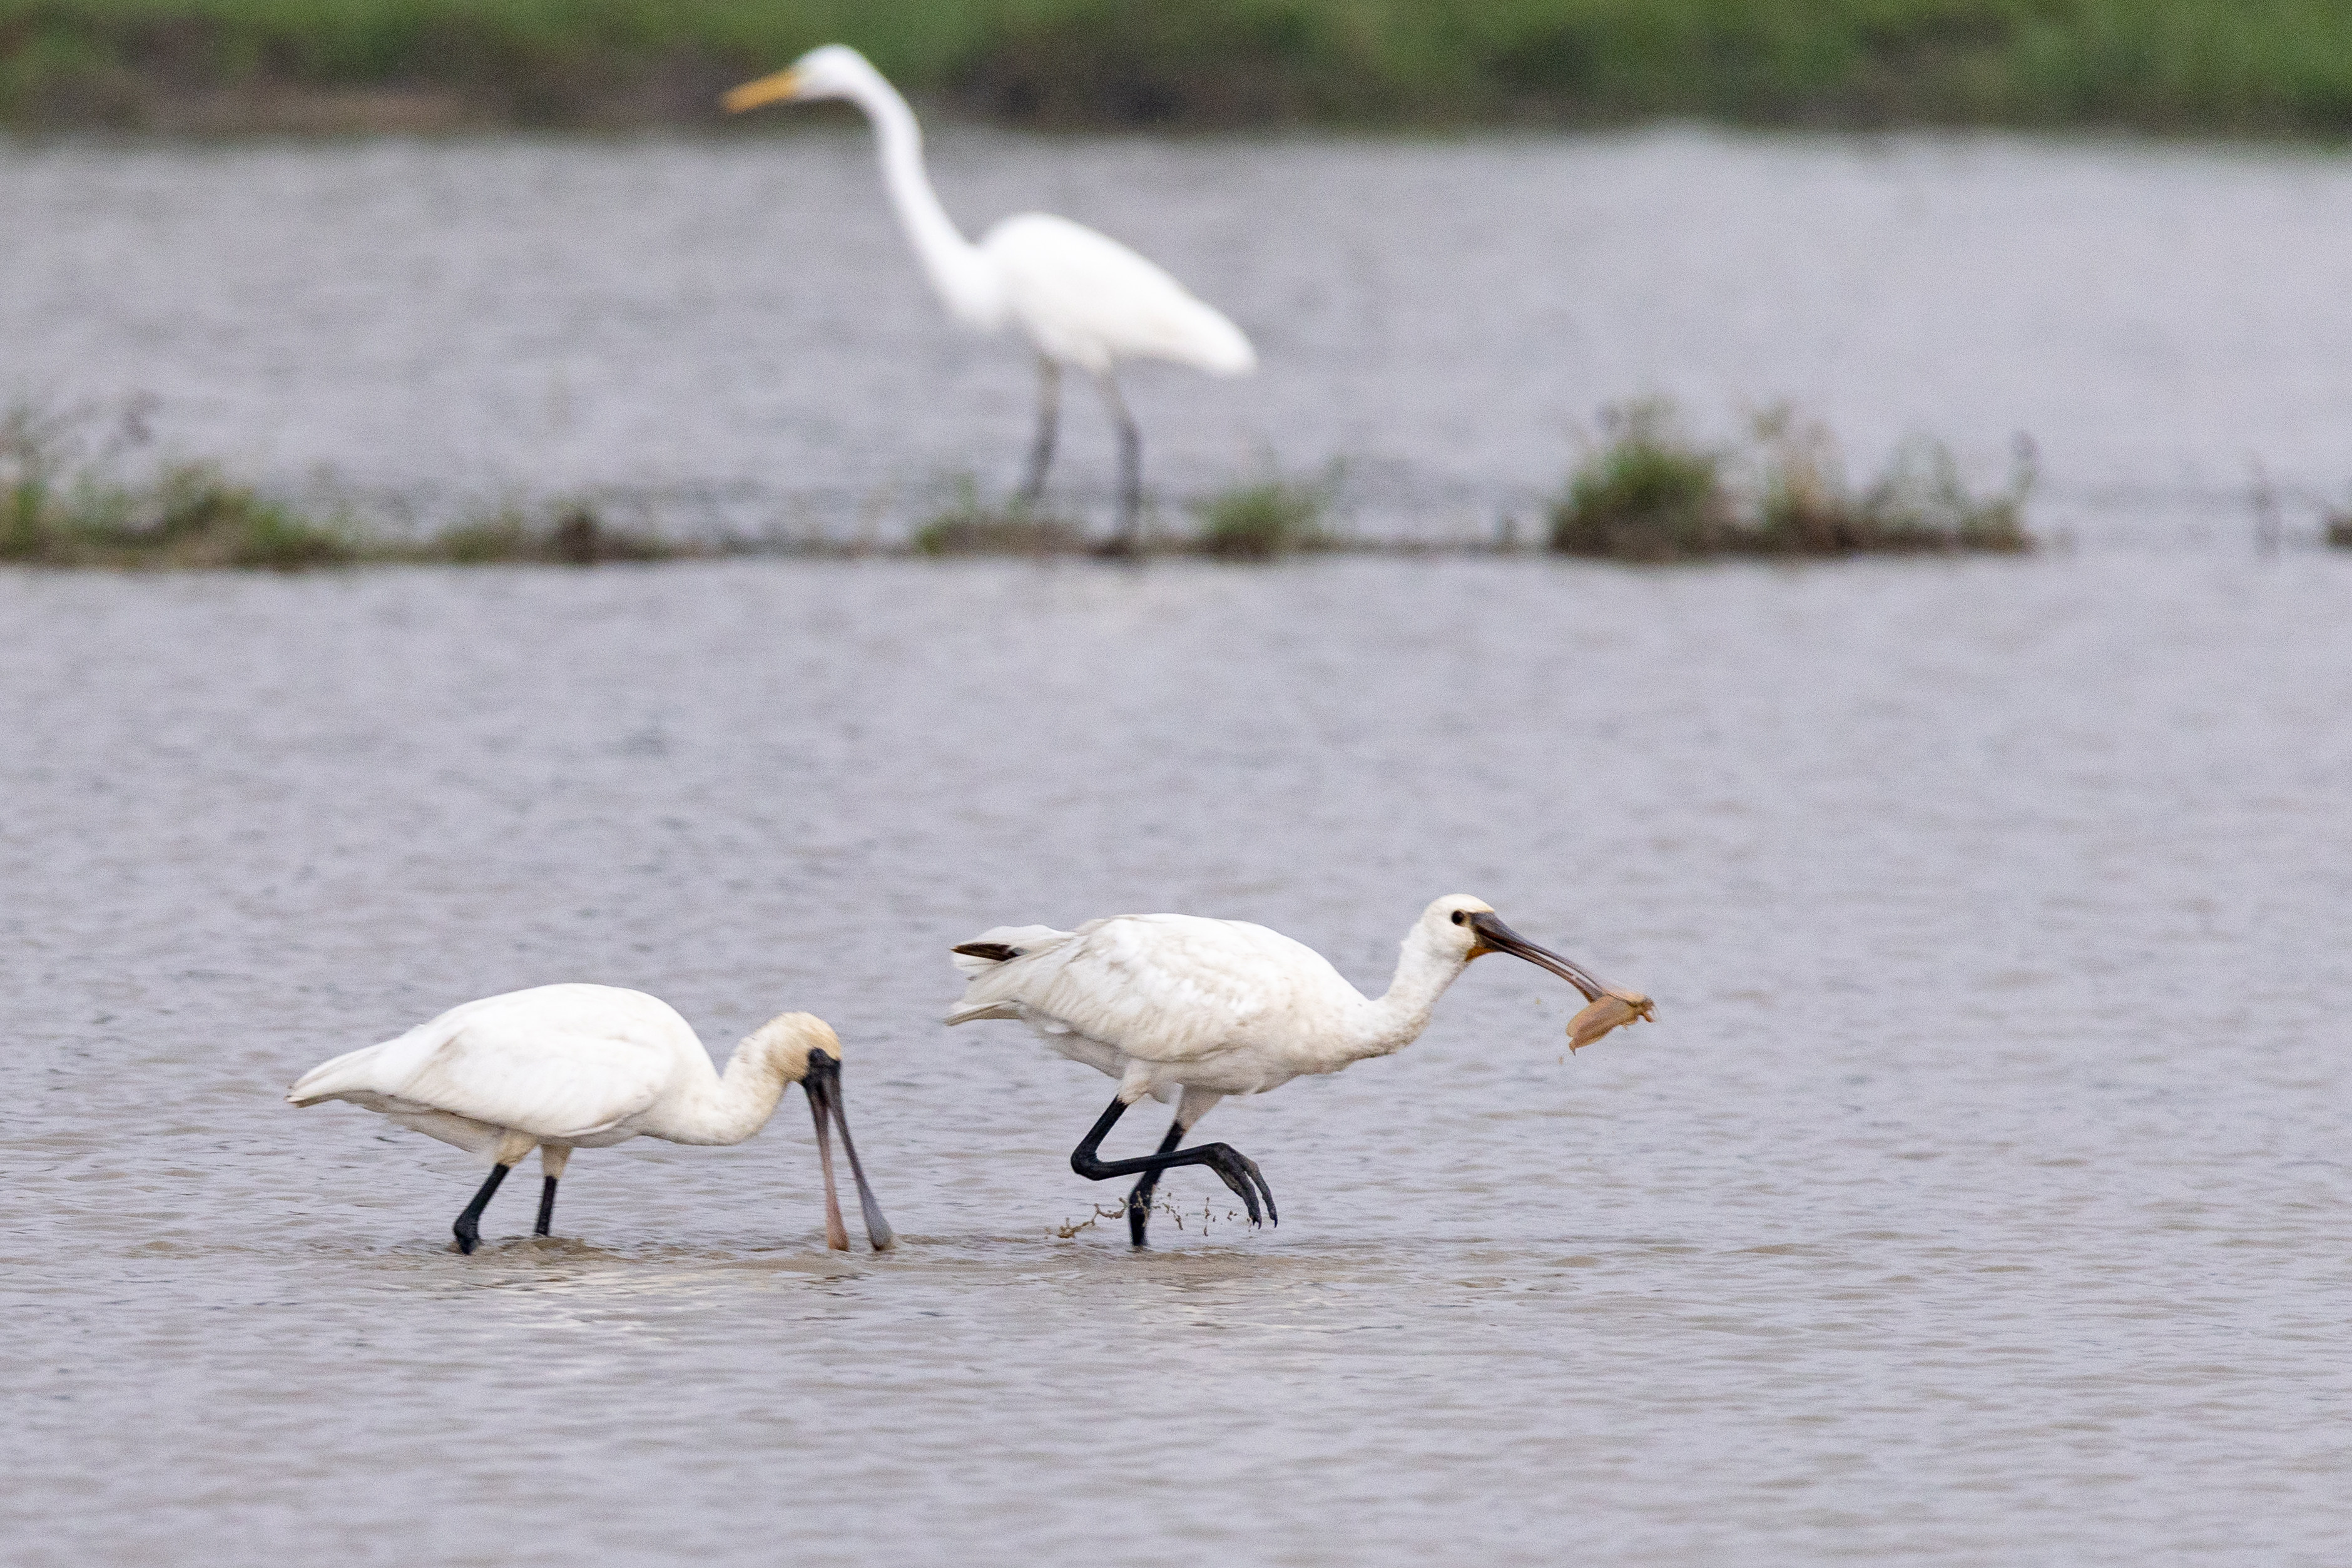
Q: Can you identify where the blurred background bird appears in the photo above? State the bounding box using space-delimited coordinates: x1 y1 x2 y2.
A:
725 44 1255 550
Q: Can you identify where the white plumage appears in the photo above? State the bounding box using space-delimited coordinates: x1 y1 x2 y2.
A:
725 44 1256 543
288 983 892 1253
977 213 1255 376
946 895 1652 1243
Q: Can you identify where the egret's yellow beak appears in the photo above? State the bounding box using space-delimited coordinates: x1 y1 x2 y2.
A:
723 69 802 114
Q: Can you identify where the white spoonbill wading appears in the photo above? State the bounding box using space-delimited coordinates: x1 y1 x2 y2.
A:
722 45 1257 548
947 896 1654 1245
287 984 893 1254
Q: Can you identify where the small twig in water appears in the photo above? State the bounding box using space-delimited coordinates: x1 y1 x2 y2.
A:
1054 1196 1248 1240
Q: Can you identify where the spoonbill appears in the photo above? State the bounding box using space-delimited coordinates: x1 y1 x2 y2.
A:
947 895 1652 1245
288 984 893 1254
723 44 1256 548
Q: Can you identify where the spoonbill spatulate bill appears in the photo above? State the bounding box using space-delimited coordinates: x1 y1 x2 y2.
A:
723 45 1256 548
947 896 1653 1244
288 984 893 1254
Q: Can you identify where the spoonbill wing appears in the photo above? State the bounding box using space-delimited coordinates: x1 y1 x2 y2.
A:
289 984 680 1139
948 924 1073 981
957 914 1345 1064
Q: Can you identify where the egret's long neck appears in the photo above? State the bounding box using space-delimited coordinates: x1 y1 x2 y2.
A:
664 1037 794 1147
1350 933 1472 1062
848 76 1005 328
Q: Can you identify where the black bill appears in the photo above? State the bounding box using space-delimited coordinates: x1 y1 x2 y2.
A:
1466 910 1614 1002
803 1052 895 1252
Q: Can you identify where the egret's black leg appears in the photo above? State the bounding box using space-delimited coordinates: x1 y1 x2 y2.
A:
1017 359 1061 507
1126 1118 1188 1246
452 1163 511 1255
534 1177 558 1238
1071 1094 1276 1228
1095 375 1143 552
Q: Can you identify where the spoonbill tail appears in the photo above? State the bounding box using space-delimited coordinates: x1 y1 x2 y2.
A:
723 44 1256 547
288 984 893 1254
947 896 1652 1245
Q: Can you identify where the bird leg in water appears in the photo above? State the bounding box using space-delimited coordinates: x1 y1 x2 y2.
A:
534 1145 570 1238
1071 1095 1275 1228
1124 1118 1188 1246
453 1163 512 1255
1096 374 1142 551
1017 359 1061 507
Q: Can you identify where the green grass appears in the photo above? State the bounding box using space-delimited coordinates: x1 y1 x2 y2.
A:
1 404 693 567
912 481 1090 555
1548 400 2032 561
1547 402 1732 560
2 405 359 567
1 397 2041 569
1189 470 1337 559
8 1 2352 135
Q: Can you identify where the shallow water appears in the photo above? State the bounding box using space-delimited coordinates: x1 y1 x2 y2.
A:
6 130 2352 541
4 554 2349 1564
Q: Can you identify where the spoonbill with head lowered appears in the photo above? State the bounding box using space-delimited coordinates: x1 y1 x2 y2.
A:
723 44 1256 549
946 896 1652 1245
288 984 894 1254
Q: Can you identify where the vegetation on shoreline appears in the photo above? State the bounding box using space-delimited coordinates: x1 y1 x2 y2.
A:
1 404 691 568
1 399 2036 571
7 1 2352 138
907 468 1338 558
912 481 1090 556
1548 402 2033 561
1190 469 1337 559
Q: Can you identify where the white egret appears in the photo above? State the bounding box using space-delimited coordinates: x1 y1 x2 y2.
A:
288 984 893 1254
946 896 1652 1244
723 44 1257 547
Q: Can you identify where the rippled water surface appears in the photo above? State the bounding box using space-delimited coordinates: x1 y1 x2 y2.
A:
5 555 2350 1564
6 131 2352 539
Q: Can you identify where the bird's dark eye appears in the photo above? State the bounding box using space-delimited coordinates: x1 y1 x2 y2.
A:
1450 910 1466 925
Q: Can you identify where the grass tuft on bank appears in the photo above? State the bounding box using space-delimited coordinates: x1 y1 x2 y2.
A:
2 405 357 568
913 481 1091 555
1 404 693 568
8 1 2352 136
1548 401 2033 561
1190 470 1338 559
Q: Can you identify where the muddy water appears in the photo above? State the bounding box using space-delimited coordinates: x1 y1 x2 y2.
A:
6 131 2352 541
3 555 2349 1564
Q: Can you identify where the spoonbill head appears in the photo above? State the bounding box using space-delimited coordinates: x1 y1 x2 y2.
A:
288 984 893 1255
947 895 1653 1245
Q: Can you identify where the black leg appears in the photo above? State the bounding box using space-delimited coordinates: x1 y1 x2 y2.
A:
534 1176 558 1238
1094 375 1143 552
1071 1095 1276 1228
1017 359 1061 507
453 1163 511 1255
1126 1117 1187 1246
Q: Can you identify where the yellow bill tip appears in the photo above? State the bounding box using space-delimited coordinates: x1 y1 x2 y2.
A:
722 69 801 114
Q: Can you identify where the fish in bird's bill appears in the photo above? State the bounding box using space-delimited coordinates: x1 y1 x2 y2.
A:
1565 987 1656 1052
1460 907 1654 1052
